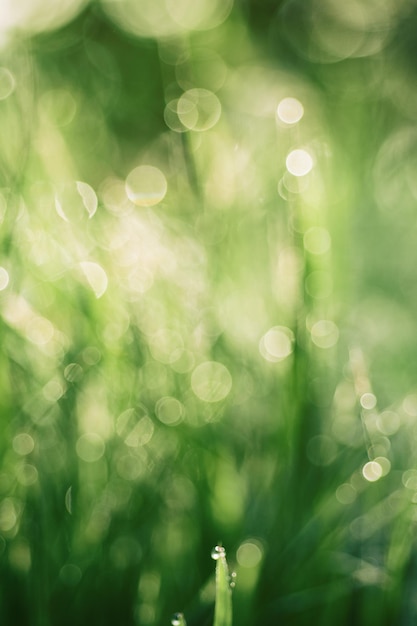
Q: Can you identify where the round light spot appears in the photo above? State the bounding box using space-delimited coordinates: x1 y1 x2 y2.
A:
55 181 97 222
156 396 184 425
43 379 65 402
0 499 17 532
402 394 417 417
176 48 227 92
64 363 83 383
149 329 184 364
277 97 304 124
76 433 105 463
171 349 195 373
191 361 232 403
402 469 417 490
311 320 339 349
65 487 72 514
0 68 16 100
116 454 144 481
259 326 294 363
164 99 187 133
13 433 35 456
125 165 167 207
16 464 38 486
79 262 108 298
305 271 332 299
362 460 383 482
177 88 221 131
165 0 233 31
336 483 357 504
26 317 54 345
110 535 142 569
303 227 331 255
286 149 313 177
360 393 377 410
374 456 391 477
82 347 101 365
59 564 82 586
0 267 9 290
40 89 76 126
377 410 400 436
124 417 154 448
236 540 263 568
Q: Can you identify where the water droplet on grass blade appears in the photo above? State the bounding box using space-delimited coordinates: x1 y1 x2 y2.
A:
212 544 232 626
211 545 226 560
171 612 186 626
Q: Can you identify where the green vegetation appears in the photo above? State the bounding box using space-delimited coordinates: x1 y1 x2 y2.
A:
1 1 417 625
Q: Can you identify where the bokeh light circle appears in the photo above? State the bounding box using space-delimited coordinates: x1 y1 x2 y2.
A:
125 165 167 207
0 68 15 100
76 433 105 463
277 97 304 124
177 89 221 131
286 149 313 176
259 326 294 362
191 361 232 402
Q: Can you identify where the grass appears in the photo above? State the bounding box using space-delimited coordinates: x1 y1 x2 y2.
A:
212 546 232 626
1 2 417 626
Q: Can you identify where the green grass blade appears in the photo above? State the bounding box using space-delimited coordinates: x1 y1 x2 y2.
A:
212 546 233 626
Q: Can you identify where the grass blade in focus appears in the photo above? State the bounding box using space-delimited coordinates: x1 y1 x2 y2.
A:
212 546 233 626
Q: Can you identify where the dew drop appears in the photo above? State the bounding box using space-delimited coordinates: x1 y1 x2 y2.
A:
171 612 185 626
230 571 237 588
211 545 226 560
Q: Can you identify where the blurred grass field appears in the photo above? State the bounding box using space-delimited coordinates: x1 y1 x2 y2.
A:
2 1 417 625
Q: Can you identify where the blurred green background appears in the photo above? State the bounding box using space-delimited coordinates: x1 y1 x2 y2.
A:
2 1 417 624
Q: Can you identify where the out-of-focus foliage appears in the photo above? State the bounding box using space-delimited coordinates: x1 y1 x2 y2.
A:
1 1 417 625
